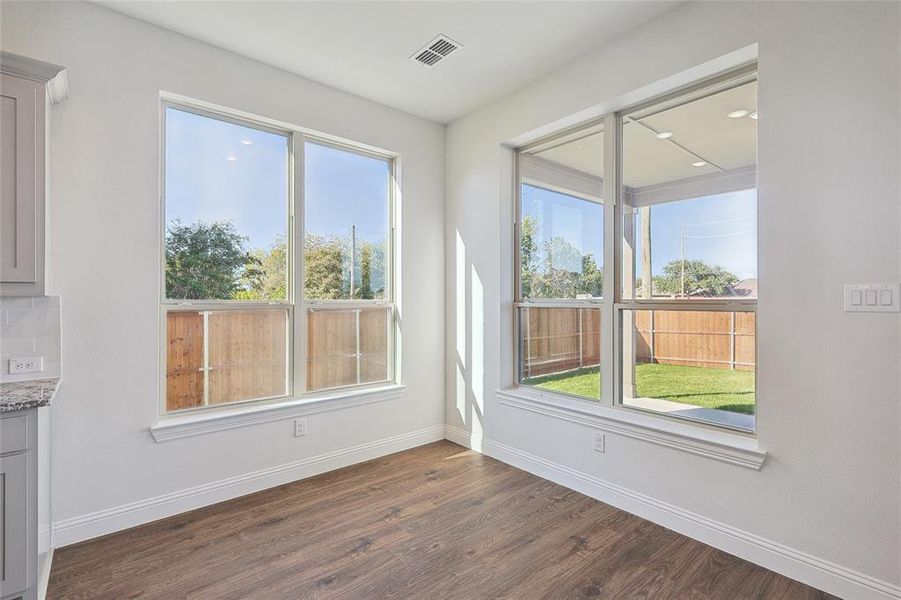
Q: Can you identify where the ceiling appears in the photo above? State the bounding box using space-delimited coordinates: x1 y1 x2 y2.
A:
528 81 757 189
96 1 678 124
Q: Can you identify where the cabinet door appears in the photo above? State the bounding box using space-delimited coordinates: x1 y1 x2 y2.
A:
0 74 43 284
0 453 28 598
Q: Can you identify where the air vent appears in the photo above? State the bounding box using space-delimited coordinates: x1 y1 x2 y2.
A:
410 35 462 68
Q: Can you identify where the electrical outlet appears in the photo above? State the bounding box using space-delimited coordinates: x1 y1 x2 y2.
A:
294 418 307 437
9 357 43 375
593 432 605 453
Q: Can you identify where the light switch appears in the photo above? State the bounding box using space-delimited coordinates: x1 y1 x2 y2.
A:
865 289 877 306
844 284 901 312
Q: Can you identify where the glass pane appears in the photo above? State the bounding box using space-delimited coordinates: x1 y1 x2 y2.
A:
165 309 289 412
164 107 289 301
304 142 390 300
518 307 600 401
306 307 391 392
520 126 604 300
621 80 757 300
620 309 755 430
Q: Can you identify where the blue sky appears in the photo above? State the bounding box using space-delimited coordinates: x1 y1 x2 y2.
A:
521 184 757 280
165 107 389 251
304 142 389 247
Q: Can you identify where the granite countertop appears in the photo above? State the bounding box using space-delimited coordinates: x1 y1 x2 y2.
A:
0 378 60 412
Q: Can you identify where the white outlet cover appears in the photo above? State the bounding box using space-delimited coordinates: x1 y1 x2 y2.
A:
593 432 605 453
8 357 44 374
294 418 307 437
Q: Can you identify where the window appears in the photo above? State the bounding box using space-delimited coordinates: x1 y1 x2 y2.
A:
516 122 604 401
514 66 757 432
162 102 397 414
303 142 394 392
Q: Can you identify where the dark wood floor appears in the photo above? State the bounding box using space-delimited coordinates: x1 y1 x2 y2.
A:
48 441 833 599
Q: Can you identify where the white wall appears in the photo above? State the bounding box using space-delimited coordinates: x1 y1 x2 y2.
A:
0 0 445 541
446 1 900 597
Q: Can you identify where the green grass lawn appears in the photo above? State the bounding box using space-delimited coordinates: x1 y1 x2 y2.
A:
522 363 755 414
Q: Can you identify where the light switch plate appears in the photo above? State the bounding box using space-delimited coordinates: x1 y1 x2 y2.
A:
843 283 900 312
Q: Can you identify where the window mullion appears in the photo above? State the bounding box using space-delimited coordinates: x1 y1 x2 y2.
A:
293 132 306 397
602 112 619 408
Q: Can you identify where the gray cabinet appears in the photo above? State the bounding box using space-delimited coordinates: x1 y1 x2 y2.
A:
0 52 67 298
0 75 42 292
0 410 36 600
1 453 28 598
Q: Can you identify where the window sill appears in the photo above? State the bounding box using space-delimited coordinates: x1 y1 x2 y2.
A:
150 384 406 443
495 387 766 470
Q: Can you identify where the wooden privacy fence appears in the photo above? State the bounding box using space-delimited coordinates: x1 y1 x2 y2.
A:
306 307 389 392
634 310 755 371
166 310 289 412
520 308 601 377
520 308 755 379
166 307 390 412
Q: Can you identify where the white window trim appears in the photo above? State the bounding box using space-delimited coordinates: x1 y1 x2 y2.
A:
158 93 402 422
509 64 761 449
151 383 406 442
495 387 765 470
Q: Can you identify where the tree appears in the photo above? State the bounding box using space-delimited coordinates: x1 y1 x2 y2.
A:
238 236 288 301
577 254 603 298
520 215 538 298
165 219 259 299
655 259 739 297
356 242 373 299
304 234 346 299
520 215 603 299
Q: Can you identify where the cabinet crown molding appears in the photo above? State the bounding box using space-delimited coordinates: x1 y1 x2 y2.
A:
1 51 68 104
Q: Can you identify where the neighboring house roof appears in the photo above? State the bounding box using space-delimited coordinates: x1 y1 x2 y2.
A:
733 278 758 297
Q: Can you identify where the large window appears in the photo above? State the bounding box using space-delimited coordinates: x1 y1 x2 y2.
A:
515 66 757 431
162 102 397 413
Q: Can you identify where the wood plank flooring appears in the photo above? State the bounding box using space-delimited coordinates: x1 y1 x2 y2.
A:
48 441 834 599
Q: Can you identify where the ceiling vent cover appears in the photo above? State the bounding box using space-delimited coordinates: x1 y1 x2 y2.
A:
411 35 462 68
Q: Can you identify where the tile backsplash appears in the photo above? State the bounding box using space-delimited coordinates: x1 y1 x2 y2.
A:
0 296 62 382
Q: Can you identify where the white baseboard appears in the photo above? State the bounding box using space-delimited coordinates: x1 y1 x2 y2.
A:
52 424 446 548
445 425 900 600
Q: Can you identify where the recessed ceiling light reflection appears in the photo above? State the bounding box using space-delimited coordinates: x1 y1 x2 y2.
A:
226 156 237 162
656 131 673 139
691 161 707 167
728 110 749 119
749 112 758 120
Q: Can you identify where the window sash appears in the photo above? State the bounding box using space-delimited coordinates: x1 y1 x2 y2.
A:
160 96 399 416
511 64 758 434
161 304 295 414
303 304 396 394
301 138 395 304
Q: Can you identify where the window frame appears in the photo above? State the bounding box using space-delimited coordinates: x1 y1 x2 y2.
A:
512 63 758 434
158 95 400 417
301 138 397 395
